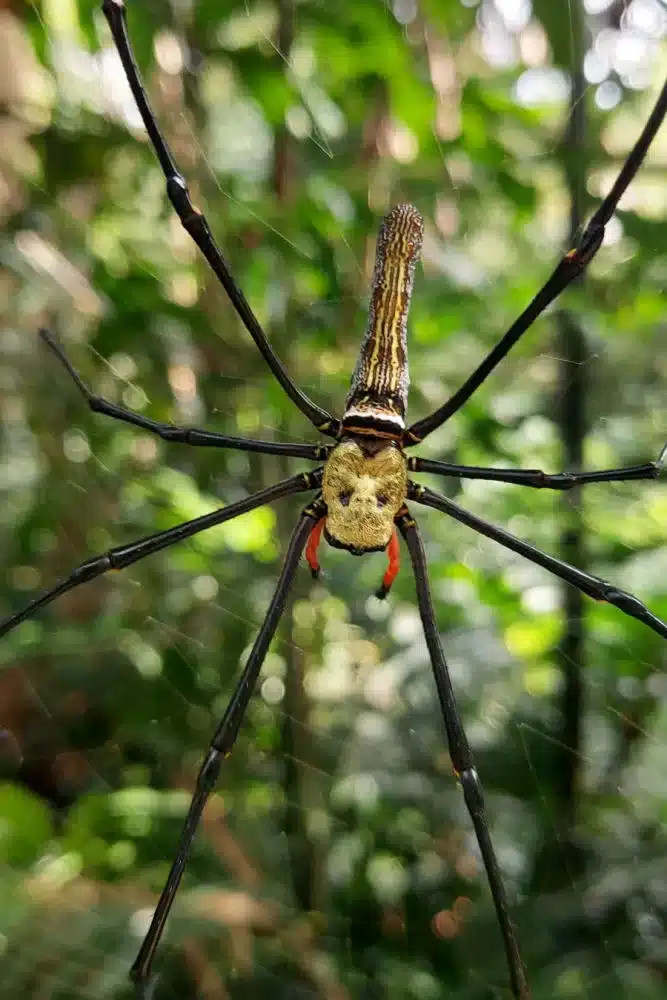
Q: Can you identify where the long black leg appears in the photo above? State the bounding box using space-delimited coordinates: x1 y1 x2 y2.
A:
408 444 667 489
408 482 667 640
101 0 339 438
130 502 322 990
404 77 667 445
397 509 529 1000
0 471 321 640
39 329 330 462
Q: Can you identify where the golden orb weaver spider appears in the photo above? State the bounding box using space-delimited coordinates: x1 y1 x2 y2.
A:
3 1 667 997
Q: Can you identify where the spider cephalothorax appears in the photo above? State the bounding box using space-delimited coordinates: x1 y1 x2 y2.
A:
321 439 408 554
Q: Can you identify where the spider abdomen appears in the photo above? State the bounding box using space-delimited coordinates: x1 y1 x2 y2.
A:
343 204 424 440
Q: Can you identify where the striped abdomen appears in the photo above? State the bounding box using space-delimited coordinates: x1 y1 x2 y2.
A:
342 204 424 439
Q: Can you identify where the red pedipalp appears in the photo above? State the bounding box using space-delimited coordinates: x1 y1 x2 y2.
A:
306 519 400 597
376 527 400 598
305 517 325 577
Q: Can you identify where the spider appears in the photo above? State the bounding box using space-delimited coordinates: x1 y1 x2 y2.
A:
3 1 667 996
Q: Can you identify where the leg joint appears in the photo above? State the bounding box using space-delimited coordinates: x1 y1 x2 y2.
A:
166 174 199 224
458 766 485 816
71 555 111 583
197 748 222 793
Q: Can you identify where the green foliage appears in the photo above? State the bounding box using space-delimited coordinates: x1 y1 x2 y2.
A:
1 1 667 998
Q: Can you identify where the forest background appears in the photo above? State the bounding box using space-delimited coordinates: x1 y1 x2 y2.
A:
1 1 667 998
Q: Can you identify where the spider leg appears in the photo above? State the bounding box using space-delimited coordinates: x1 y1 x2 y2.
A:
408 482 667 639
39 329 329 462
408 444 667 489
397 508 529 1000
130 503 322 988
101 0 338 438
403 77 667 446
133 971 159 1000
0 471 321 640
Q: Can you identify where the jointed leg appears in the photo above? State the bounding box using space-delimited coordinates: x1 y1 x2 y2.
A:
40 329 330 462
408 482 667 640
408 444 667 489
397 509 530 1000
130 503 323 989
101 0 338 437
0 471 321 640
403 77 667 445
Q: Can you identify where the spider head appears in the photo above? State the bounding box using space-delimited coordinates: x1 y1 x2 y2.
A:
322 440 407 554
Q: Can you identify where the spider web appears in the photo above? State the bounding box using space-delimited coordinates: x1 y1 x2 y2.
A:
2 2 667 999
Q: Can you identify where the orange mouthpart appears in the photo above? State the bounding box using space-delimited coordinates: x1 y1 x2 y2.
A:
376 527 400 599
305 518 325 578
305 518 400 597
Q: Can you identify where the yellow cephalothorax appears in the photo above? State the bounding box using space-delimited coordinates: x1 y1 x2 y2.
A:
321 440 407 554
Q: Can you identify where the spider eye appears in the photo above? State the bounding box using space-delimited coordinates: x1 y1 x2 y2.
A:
339 491 351 507
376 494 388 508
